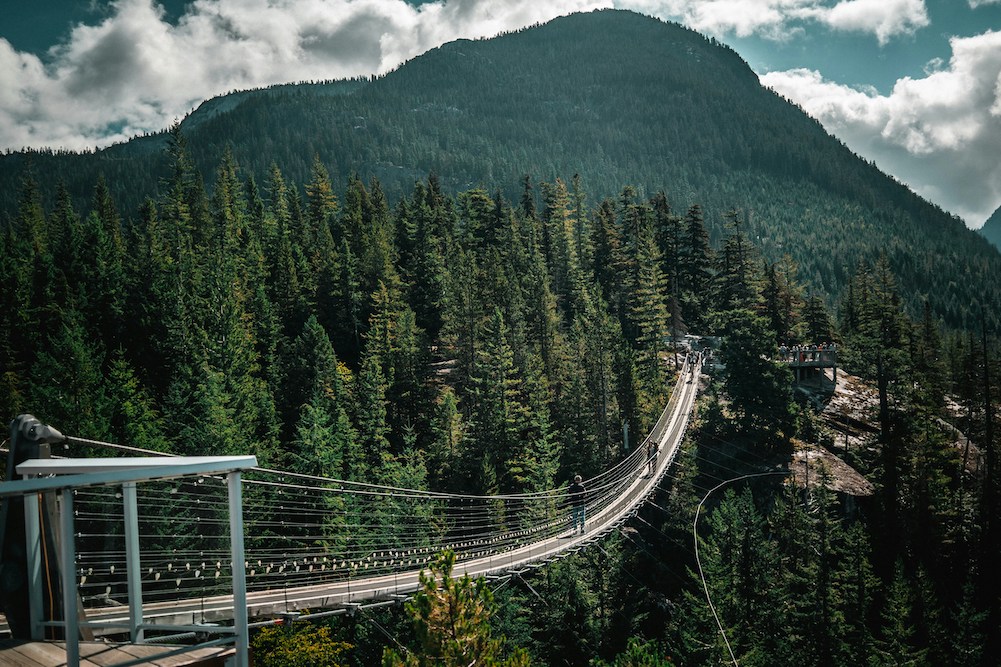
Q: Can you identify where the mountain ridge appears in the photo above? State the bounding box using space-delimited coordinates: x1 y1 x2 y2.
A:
2 8 999 329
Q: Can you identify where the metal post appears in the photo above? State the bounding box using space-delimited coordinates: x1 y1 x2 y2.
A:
123 482 144 643
23 491 42 640
228 471 249 667
60 488 79 666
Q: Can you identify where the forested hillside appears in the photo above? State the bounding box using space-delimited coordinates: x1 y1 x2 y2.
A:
2 10 999 331
980 206 1001 250
2 123 999 662
2 9 1000 665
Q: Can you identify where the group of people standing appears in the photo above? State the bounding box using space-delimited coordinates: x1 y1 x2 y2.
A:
777 342 837 363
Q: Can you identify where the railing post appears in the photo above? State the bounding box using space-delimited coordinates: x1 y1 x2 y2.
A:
228 471 249 667
60 487 78 666
23 491 43 640
123 482 144 643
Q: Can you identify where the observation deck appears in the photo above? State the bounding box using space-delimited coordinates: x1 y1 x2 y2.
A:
778 344 838 383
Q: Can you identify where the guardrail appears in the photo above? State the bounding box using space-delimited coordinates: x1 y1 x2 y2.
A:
0 454 257 667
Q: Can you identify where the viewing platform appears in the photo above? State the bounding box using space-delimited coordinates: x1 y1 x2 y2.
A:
777 344 838 383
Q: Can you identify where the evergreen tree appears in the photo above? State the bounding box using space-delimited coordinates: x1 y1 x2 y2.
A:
541 178 578 304
678 204 713 330
28 312 111 440
591 198 624 314
870 565 928 665
803 293 836 344
382 551 529 667
761 257 804 345
106 356 170 453
406 186 449 340
465 308 536 495
718 309 796 449
627 219 672 420
714 210 761 315
356 351 390 477
839 258 911 561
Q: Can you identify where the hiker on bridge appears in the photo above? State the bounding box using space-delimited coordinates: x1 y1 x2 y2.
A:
569 474 586 535
646 438 658 476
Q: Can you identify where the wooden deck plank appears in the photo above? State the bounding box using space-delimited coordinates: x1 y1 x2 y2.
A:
79 641 137 666
0 640 233 667
4 641 57 666
0 641 49 667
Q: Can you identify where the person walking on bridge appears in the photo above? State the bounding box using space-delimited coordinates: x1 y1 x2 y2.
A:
569 474 587 535
646 439 658 476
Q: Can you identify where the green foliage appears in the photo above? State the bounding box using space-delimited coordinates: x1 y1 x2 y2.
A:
869 564 928 666
1 81 997 663
717 309 796 449
3 11 998 339
678 485 883 667
252 622 352 667
382 550 530 667
591 636 675 666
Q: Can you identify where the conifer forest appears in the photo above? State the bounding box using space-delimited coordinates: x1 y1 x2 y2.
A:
2 10 1001 667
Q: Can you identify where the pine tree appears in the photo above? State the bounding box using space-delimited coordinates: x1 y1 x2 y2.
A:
267 164 308 338
840 258 911 561
715 210 761 315
761 257 804 345
28 312 112 440
428 386 465 489
106 356 170 453
871 565 928 665
406 188 449 340
697 488 781 662
356 351 390 477
718 308 796 449
382 551 529 667
541 178 578 303
803 293 836 344
591 198 624 313
627 220 671 420
678 203 713 330
387 306 431 451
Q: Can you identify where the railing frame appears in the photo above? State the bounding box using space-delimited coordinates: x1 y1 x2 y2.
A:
0 455 257 667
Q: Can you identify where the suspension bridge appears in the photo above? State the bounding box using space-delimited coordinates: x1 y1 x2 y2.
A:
0 354 702 666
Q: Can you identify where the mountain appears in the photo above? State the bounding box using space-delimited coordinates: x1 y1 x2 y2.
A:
2 9 999 330
981 206 1001 251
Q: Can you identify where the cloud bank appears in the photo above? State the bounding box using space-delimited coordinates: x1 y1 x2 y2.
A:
0 0 607 151
762 30 1001 226
624 0 929 43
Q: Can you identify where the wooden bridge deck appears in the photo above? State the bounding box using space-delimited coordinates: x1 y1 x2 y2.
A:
0 639 232 667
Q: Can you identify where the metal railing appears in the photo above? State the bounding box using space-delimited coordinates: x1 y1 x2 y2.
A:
0 455 257 667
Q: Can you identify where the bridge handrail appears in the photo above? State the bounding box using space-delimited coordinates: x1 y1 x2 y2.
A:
2 455 257 667
17 353 700 634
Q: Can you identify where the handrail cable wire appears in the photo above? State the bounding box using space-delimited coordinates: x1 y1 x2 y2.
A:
693 471 789 667
32 353 701 626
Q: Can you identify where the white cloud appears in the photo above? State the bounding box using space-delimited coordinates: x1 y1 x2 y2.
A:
762 30 1001 226
0 0 608 152
969 0 1001 7
619 0 929 44
808 0 928 46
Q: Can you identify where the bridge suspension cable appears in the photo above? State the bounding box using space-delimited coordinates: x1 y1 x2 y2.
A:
38 353 701 626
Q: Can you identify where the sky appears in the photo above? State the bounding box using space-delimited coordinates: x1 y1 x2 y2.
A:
1 0 999 228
